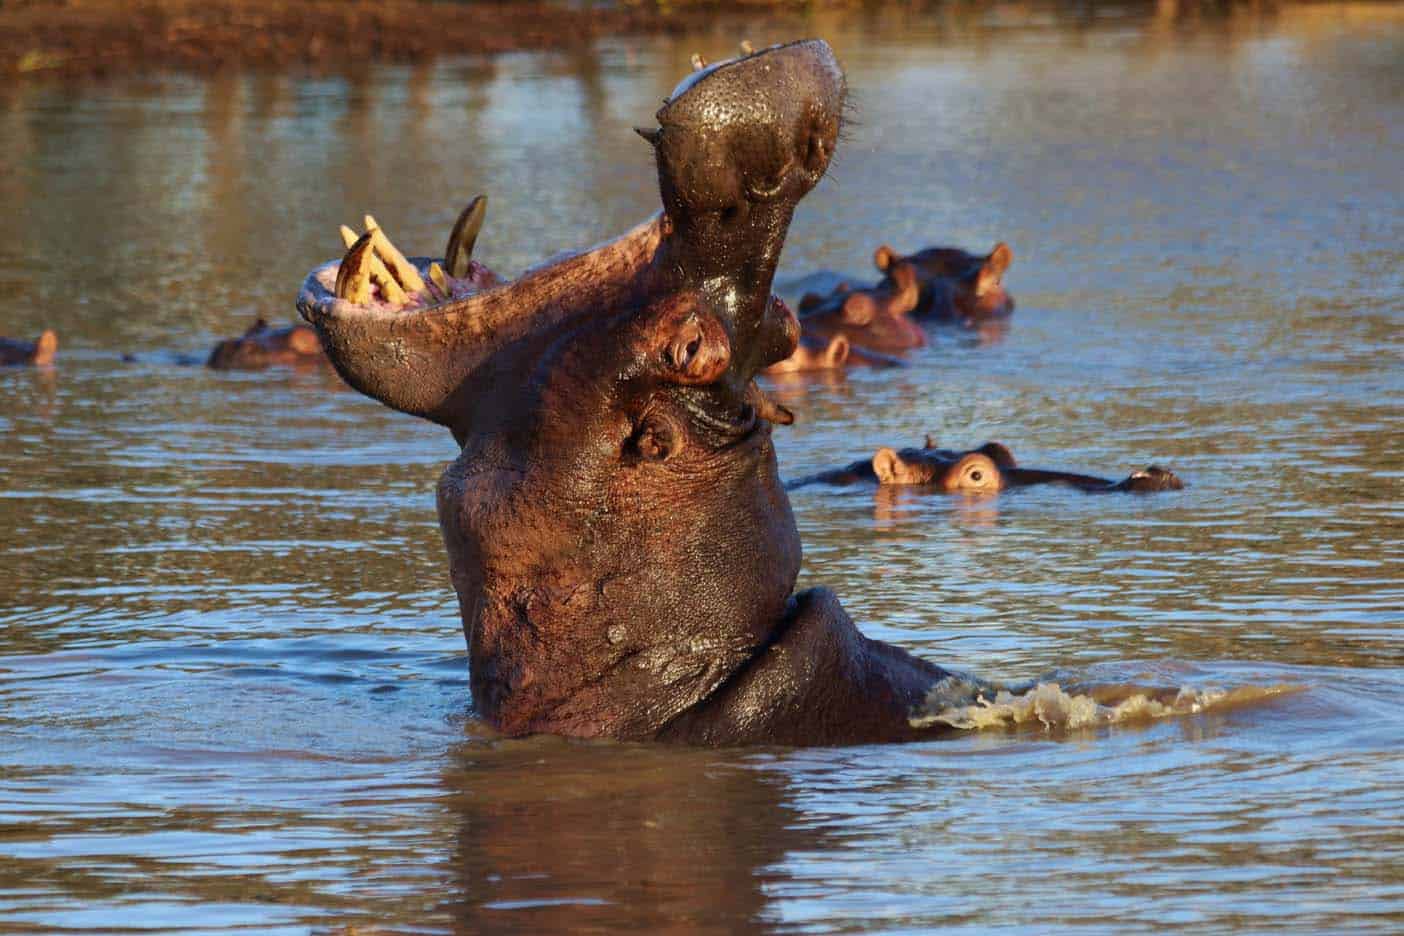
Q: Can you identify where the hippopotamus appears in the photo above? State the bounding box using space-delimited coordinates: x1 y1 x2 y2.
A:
0 329 57 367
795 260 925 352
298 40 964 746
206 318 326 370
789 438 1183 494
873 242 1014 324
762 330 904 375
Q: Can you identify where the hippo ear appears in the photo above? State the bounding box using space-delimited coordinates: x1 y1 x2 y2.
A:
289 326 322 356
872 447 908 484
33 329 58 365
247 317 269 336
823 335 850 368
840 293 876 326
977 441 1017 468
977 243 1012 295
873 245 898 272
798 292 822 312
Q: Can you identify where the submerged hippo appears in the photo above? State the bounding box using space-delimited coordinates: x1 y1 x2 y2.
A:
874 242 1014 324
206 318 326 370
762 331 904 375
299 41 963 746
790 438 1183 494
0 329 58 367
796 261 925 353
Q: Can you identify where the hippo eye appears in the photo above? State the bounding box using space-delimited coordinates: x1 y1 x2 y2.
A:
970 470 983 482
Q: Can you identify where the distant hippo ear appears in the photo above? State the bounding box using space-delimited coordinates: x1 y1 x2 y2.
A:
823 335 850 368
247 318 269 335
977 441 1017 468
872 447 920 485
978 243 1013 295
33 329 58 365
873 245 898 272
840 293 876 326
289 326 322 356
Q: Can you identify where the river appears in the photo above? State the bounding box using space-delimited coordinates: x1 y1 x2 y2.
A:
1 3 1400 932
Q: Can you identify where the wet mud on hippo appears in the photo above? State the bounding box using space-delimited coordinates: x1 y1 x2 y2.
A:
298 40 965 745
789 438 1184 494
1 329 58 367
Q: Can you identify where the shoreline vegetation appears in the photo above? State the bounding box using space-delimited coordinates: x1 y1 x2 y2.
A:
2 0 805 80
3 1 1396 81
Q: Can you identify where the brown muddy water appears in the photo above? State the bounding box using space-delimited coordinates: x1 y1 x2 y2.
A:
2 4 1402 933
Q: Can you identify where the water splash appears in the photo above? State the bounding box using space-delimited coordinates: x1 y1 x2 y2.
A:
910 674 1302 732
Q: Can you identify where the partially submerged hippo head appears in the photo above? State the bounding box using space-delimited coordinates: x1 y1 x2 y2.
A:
206 318 325 370
792 438 1183 495
0 329 57 367
874 242 1014 324
873 441 1017 493
796 262 925 353
299 41 849 739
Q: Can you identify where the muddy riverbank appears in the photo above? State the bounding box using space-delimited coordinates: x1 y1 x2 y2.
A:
2 0 800 80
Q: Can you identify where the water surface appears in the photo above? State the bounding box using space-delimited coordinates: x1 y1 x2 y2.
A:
2 4 1401 932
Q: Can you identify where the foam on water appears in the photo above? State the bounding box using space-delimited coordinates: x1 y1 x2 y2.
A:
910 674 1302 732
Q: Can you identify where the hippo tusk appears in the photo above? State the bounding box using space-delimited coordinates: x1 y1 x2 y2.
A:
691 53 708 71
428 262 451 300
334 231 375 303
444 195 487 279
362 215 427 293
739 40 754 55
340 224 407 305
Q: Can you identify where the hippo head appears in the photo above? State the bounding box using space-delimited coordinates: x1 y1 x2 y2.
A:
797 262 925 353
298 41 846 739
872 442 1017 494
206 318 323 370
875 242 1014 324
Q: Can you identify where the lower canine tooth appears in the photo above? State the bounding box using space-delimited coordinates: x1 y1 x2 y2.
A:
335 232 375 303
691 53 707 71
445 195 487 279
340 224 407 304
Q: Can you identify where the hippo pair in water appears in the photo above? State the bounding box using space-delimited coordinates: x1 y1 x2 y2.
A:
764 240 1015 373
790 438 1183 494
297 41 1178 746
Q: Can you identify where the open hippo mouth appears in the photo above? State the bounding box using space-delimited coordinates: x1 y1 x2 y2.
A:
298 40 842 446
296 41 849 741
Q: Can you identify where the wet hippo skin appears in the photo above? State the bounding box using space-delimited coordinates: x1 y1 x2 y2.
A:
0 329 57 367
790 438 1184 494
298 41 958 745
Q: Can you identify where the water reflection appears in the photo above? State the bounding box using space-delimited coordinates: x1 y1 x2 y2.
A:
1 3 1401 932
441 741 812 933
